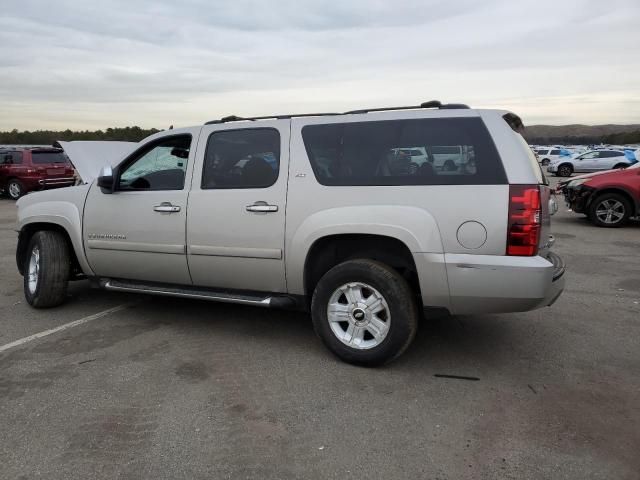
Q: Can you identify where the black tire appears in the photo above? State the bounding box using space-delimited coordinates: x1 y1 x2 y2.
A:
541 158 550 166
7 178 24 200
557 164 573 177
613 163 628 170
311 259 418 366
443 160 457 172
23 230 71 308
588 193 631 228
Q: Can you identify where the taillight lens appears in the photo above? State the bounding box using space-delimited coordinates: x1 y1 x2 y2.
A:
507 185 541 256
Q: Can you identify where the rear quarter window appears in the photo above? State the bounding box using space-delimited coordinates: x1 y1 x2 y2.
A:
31 152 69 164
301 117 506 186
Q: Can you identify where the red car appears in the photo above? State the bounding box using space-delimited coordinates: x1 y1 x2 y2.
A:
0 147 76 200
564 162 640 227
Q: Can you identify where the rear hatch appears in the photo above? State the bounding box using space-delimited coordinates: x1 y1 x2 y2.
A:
30 149 74 179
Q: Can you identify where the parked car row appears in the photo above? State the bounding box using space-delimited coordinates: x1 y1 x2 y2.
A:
0 147 76 199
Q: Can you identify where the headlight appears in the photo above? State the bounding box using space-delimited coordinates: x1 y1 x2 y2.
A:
568 178 591 187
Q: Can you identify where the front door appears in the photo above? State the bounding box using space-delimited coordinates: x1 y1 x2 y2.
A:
186 122 289 293
83 131 199 284
575 151 599 172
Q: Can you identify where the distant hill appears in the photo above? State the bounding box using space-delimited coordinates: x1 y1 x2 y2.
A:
524 124 640 145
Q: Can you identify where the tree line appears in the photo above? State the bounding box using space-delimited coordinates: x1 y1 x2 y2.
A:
0 126 162 145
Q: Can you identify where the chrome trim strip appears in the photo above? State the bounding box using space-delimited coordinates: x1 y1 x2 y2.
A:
189 244 282 259
87 239 185 254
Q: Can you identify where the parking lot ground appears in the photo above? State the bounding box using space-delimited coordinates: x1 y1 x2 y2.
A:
1 186 639 480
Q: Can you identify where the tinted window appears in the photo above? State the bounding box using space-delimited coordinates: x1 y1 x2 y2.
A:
2 151 23 164
202 128 280 189
32 152 68 164
536 149 549 155
119 135 191 191
301 117 506 186
601 151 622 158
550 149 561 155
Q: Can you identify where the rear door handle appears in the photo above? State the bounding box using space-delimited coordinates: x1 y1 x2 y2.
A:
246 202 278 213
154 202 181 213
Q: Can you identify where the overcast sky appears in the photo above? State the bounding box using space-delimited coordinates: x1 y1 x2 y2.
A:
1 0 639 130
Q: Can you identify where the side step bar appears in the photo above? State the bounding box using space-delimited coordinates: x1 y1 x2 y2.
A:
102 279 297 308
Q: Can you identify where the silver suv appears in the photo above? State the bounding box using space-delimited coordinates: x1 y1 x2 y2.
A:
15 101 565 365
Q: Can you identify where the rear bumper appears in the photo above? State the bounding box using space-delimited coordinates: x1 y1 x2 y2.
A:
443 251 565 315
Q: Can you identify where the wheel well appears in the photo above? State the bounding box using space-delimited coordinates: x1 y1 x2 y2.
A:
16 223 81 277
558 162 573 170
613 163 628 169
303 234 420 301
588 188 637 213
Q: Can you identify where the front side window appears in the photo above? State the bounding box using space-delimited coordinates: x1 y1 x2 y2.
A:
301 117 506 186
119 135 191 191
550 149 561 155
202 128 280 189
580 152 599 160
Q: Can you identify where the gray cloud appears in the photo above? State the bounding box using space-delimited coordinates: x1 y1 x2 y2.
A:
0 0 639 129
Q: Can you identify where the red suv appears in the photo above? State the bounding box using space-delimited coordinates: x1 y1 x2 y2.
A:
0 148 76 200
564 163 640 227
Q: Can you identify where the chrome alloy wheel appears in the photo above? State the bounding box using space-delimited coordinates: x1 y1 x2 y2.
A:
8 181 21 199
595 199 625 224
28 246 40 294
327 282 391 350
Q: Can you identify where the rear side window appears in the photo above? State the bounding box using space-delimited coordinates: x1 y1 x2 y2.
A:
202 128 280 189
2 151 23 164
301 117 506 186
31 152 68 164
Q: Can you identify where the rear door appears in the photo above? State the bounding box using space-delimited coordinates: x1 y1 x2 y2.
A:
186 121 289 293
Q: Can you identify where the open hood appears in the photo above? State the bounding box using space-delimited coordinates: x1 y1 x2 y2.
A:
56 141 137 183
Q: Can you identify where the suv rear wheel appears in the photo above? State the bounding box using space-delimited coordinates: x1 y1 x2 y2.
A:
23 231 71 307
311 259 418 366
7 179 24 200
588 193 631 228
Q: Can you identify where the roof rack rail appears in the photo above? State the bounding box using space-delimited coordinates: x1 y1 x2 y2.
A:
204 100 469 125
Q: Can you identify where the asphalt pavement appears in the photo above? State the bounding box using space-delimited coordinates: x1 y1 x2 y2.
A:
1 182 639 479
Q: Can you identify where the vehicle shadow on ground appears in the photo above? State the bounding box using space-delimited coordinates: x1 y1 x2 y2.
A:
64 283 537 374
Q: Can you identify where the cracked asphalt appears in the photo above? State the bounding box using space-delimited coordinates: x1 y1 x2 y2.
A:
1 181 639 479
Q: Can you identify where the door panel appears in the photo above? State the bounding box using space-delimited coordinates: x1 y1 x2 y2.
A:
187 122 289 293
83 130 200 284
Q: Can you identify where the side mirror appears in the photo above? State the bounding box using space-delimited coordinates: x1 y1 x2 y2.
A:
97 166 115 193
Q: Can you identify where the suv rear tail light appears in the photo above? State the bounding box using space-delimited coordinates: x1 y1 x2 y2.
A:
507 185 541 256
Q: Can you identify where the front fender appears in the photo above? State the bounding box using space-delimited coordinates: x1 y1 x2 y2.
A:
286 205 444 296
16 186 93 276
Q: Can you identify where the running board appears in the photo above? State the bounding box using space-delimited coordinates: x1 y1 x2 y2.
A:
102 279 296 308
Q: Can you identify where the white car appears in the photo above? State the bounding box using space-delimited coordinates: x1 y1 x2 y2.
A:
535 147 568 166
547 149 635 177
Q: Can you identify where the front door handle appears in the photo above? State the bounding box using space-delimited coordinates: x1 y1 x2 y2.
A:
246 202 278 213
154 202 181 213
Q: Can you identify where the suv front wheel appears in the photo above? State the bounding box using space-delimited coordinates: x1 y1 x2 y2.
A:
7 179 24 200
23 230 71 307
311 259 418 366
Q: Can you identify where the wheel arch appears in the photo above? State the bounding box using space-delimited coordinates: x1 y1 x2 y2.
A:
587 187 638 214
17 221 88 278
302 234 422 303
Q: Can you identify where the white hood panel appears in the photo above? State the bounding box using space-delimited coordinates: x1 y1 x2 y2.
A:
57 141 137 183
